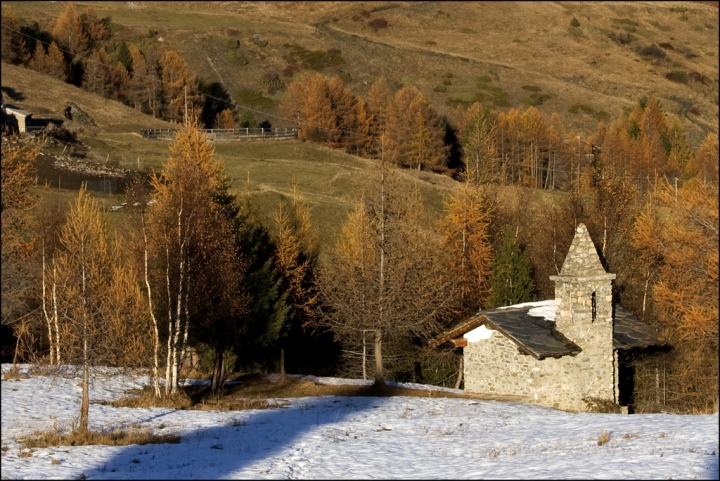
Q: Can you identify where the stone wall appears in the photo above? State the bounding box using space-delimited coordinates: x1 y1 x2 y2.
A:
463 325 618 412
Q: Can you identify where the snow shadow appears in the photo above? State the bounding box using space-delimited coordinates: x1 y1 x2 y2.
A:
85 389 391 478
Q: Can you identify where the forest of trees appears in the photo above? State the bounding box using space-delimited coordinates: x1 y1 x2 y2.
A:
1 3 718 419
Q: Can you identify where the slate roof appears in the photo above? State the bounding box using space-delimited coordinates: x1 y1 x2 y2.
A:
613 305 667 349
432 302 667 359
480 306 581 359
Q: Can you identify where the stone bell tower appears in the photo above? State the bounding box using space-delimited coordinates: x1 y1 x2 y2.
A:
549 223 617 403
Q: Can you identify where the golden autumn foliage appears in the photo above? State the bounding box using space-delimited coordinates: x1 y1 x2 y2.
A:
52 3 87 56
439 182 494 309
632 177 718 411
1 136 42 327
272 184 319 330
159 50 199 124
214 108 237 129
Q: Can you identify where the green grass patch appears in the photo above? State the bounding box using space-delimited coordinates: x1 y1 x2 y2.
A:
521 93 552 106
665 70 688 84
433 85 447 92
108 23 124 34
459 27 477 34
648 20 672 32
512 38 528 43
568 104 610 122
233 89 275 110
283 44 344 71
477 75 492 83
704 23 716 30
521 85 542 92
224 49 249 66
596 42 611 49
476 82 510 107
669 5 688 13
612 18 639 27
568 26 584 37
706 51 716 57
445 92 477 107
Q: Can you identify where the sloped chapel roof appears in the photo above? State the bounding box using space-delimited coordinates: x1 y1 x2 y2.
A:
430 300 667 359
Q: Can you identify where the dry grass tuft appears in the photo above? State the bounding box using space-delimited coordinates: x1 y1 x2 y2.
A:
2 365 26 381
18 426 181 449
623 432 638 439
597 430 611 446
51 459 62 465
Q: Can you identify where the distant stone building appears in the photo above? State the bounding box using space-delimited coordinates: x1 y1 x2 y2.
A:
1 99 33 133
431 224 666 412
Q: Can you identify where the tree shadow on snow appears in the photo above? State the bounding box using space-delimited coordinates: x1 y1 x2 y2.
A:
85 384 393 478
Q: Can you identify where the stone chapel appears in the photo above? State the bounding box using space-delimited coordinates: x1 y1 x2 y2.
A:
431 223 666 412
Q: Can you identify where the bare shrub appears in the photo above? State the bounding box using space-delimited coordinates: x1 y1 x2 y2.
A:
282 64 300 78
360 9 371 18
597 430 610 446
262 70 285 90
583 397 622 413
689 71 709 85
2 365 27 381
639 43 666 58
18 426 181 448
659 42 675 50
367 18 388 31
352 14 361 22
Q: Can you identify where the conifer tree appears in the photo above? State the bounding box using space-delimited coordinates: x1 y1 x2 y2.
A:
127 44 148 111
45 41 67 81
440 182 494 310
632 177 718 412
1 7 29 65
49 187 151 431
52 3 88 56
486 227 535 308
272 184 319 379
214 108 236 129
159 50 198 124
82 48 112 97
460 102 498 185
29 42 47 74
231 182 290 373
1 136 41 333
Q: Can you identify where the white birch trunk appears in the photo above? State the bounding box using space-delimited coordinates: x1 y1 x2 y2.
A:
41 240 55 365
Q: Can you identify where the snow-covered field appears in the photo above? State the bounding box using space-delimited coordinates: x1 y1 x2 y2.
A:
1 364 718 479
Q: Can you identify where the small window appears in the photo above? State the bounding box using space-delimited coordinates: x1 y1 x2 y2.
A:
591 291 597 322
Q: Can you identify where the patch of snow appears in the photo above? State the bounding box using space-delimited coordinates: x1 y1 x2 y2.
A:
464 324 494 342
2 363 717 479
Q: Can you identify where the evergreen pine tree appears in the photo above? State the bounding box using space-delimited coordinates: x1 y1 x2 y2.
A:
487 228 535 308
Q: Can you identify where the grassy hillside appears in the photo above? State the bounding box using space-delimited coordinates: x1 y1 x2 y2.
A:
3 61 459 249
0 63 173 133
3 1 716 249
4 1 717 145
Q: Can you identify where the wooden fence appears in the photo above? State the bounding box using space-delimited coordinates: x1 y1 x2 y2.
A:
140 127 298 141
